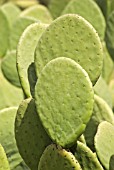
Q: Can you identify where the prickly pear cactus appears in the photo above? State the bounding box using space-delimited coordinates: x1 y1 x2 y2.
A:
35 14 103 85
17 22 47 97
84 94 114 151
95 121 114 170
75 141 103 170
1 50 21 87
20 5 52 24
38 144 82 170
15 98 51 170
35 57 94 147
0 144 10 170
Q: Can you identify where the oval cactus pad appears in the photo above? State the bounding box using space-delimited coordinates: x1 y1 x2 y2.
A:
38 144 82 170
0 107 23 169
0 144 10 170
75 141 103 170
35 57 94 147
35 14 103 85
15 98 51 170
95 121 114 170
17 23 47 97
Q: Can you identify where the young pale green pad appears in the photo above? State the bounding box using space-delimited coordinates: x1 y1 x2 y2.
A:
62 0 106 41
9 16 37 51
17 23 48 97
35 14 103 85
0 9 9 58
20 5 52 24
75 141 103 170
15 98 51 170
1 2 21 28
84 95 114 151
35 57 94 147
95 121 114 170
105 11 114 60
0 144 10 170
1 50 21 87
0 61 23 110
0 107 25 170
38 144 82 170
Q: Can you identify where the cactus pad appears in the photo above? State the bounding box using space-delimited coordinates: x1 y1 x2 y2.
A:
1 50 21 87
21 5 52 24
35 14 103 85
15 98 51 170
62 0 106 41
75 141 103 170
0 107 24 169
38 144 82 170
35 57 94 147
10 16 37 51
95 121 114 170
17 23 47 97
84 95 114 151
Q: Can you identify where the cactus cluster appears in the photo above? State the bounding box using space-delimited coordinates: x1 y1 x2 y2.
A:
0 0 114 170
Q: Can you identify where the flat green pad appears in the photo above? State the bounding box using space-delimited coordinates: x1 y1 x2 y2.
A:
17 23 47 97
35 14 103 85
38 144 82 170
9 16 37 51
0 107 23 169
0 61 23 110
0 144 10 170
1 50 21 87
21 5 52 24
15 98 51 170
62 0 106 41
0 9 9 58
1 2 21 28
110 155 114 170
95 121 114 170
102 43 114 83
94 76 112 108
13 0 38 9
105 11 114 60
84 95 114 151
35 57 94 147
75 141 103 170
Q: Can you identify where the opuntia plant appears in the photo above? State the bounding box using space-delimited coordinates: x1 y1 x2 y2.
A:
0 0 114 170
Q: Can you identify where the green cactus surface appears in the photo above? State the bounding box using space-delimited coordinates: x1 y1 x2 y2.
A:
95 121 114 170
1 50 21 87
1 2 21 28
9 16 37 51
15 98 51 170
17 22 48 97
109 155 114 170
20 5 52 24
102 42 114 83
94 76 112 108
84 95 114 151
0 61 23 110
105 11 114 60
38 144 82 170
35 57 94 147
0 107 26 169
0 9 9 58
75 141 103 170
0 144 10 170
62 0 106 41
35 14 103 85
